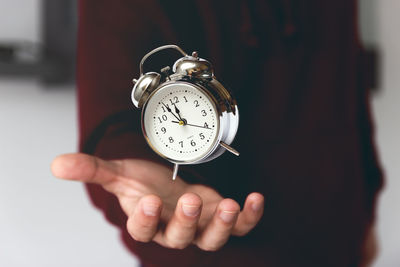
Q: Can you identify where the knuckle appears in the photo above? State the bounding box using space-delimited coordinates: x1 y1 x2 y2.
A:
131 233 152 243
178 219 197 229
233 229 248 237
138 217 156 229
198 243 220 252
165 239 189 250
127 226 141 241
180 192 202 205
126 220 153 243
172 243 189 250
126 219 135 234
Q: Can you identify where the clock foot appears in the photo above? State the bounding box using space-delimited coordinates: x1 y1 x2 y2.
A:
220 141 240 156
172 163 179 180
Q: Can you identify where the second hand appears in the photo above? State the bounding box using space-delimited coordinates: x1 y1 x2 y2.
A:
171 121 211 129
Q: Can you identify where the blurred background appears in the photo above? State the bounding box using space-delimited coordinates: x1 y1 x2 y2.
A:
0 0 398 266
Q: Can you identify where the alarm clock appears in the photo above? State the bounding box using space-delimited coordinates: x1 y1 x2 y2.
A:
131 45 239 180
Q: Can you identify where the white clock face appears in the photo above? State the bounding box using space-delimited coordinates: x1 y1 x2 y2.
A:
143 82 220 163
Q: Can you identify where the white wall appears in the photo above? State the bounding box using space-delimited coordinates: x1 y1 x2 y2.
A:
0 0 41 43
359 0 400 266
0 80 139 267
0 1 138 266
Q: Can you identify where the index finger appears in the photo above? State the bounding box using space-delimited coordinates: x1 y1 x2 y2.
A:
51 153 122 185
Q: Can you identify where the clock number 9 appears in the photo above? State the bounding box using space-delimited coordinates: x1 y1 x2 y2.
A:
161 127 166 134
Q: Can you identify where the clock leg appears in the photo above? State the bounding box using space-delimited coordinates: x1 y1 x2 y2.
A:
172 163 179 180
220 141 240 156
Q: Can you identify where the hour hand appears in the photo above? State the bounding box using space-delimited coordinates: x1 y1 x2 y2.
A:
161 102 181 121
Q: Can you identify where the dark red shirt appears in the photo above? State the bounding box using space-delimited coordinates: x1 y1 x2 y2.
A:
77 0 383 266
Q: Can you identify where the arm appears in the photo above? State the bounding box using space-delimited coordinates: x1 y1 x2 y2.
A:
53 0 264 253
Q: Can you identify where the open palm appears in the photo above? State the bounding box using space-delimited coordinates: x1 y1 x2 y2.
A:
51 153 264 251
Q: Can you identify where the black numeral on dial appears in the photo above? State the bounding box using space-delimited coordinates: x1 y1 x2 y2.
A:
169 97 179 105
158 115 168 123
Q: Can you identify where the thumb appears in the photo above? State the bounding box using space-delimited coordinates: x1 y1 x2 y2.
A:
51 153 121 185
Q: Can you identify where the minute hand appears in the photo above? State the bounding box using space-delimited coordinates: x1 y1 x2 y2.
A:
171 121 211 130
161 102 181 121
173 103 183 121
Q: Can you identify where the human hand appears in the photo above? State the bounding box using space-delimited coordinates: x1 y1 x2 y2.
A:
360 224 379 267
51 153 264 251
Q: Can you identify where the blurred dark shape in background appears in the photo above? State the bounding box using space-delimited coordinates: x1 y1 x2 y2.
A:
0 0 380 91
0 0 77 85
363 48 380 92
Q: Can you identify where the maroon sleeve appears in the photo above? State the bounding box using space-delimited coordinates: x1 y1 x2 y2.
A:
357 49 384 223
77 0 175 148
76 0 384 266
76 0 170 260
76 1 209 265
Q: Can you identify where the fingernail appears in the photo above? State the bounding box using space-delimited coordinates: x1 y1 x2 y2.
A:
252 202 262 212
219 210 237 223
142 203 159 217
182 204 200 217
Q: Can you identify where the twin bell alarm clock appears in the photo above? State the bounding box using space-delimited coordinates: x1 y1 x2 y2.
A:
131 45 239 180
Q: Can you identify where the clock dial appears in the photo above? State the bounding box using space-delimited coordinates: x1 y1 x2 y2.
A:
143 83 220 162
